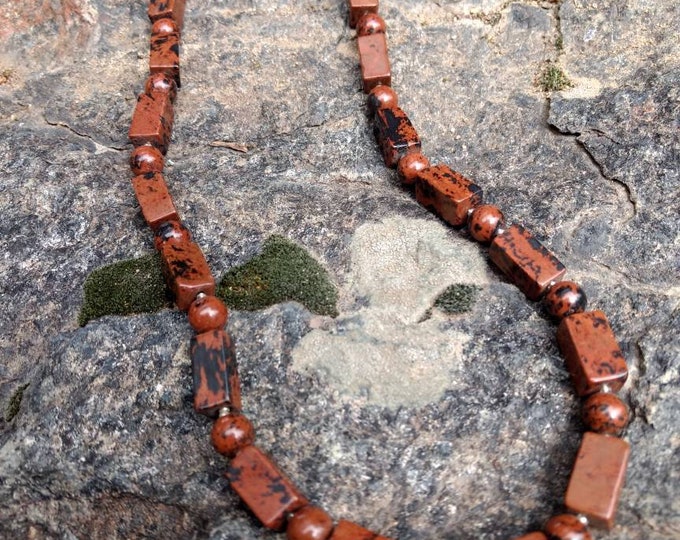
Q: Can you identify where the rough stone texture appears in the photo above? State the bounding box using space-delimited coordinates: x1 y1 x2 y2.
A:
0 1 677 540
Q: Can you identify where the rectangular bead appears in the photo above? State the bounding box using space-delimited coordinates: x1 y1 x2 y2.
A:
330 520 392 540
557 310 628 396
565 432 630 529
512 534 548 540
415 164 483 226
150 32 181 87
373 106 420 168
131 172 179 230
148 0 186 31
190 329 241 416
129 92 174 154
225 445 308 530
348 0 379 28
488 224 566 300
357 33 391 93
157 237 215 310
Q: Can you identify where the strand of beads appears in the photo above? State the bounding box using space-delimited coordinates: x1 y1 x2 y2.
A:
347 1 631 539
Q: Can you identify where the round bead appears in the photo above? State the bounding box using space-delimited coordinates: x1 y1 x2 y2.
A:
151 18 178 35
211 413 255 457
356 13 386 36
544 281 587 319
145 72 177 101
397 152 430 185
153 220 191 249
287 506 334 540
188 294 229 333
544 514 592 540
582 392 629 435
468 204 505 243
130 145 165 175
367 85 398 112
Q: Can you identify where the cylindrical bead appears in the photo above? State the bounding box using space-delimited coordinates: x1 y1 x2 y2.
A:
468 204 504 243
373 106 420 168
130 145 165 175
211 413 254 457
415 164 483 226
188 294 229 332
544 281 587 319
397 152 430 186
357 33 391 93
287 506 334 540
356 13 386 36
544 514 592 540
131 172 179 230
582 392 629 435
129 91 174 154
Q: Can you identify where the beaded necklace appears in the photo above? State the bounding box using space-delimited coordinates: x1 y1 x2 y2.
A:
127 1 631 539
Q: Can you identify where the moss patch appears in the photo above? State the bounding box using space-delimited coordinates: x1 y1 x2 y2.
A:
5 383 29 422
79 253 170 326
218 235 338 316
433 284 482 315
538 63 573 92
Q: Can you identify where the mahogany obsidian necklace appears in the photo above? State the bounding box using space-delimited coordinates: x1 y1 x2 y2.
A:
127 1 632 539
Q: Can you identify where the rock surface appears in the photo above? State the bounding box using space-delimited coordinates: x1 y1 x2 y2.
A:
0 1 678 539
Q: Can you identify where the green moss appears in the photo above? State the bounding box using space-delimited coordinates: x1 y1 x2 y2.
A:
433 284 481 315
555 35 564 51
5 383 29 422
539 63 573 92
218 235 338 317
79 253 169 326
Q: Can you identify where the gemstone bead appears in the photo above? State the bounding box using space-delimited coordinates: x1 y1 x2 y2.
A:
129 91 174 154
357 33 391 93
329 520 392 540
565 432 630 529
211 413 254 457
131 172 179 230
287 506 334 540
468 204 504 243
191 329 241 416
130 145 165 175
397 152 429 186
226 445 308 530
543 514 592 540
544 281 587 319
373 106 420 168
556 310 628 396
151 17 178 34
367 85 398 112
144 72 177 102
154 219 191 248
348 0 379 28
188 294 229 333
582 392 629 435
489 224 567 301
150 30 181 86
148 0 185 32
356 13 386 36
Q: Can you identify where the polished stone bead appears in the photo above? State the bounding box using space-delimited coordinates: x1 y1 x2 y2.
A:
489 224 567 301
188 294 229 333
373 106 420 168
348 0 379 28
544 281 587 319
397 152 429 186
468 204 504 243
130 145 165 175
148 0 185 32
329 520 392 540
565 432 630 529
191 329 241 416
287 506 334 540
211 413 254 457
131 172 179 230
582 392 629 435
129 91 174 154
144 72 177 102
415 164 483 226
357 33 391 93
544 515 592 540
225 445 308 530
356 13 386 36
512 533 548 540
150 31 180 87
557 310 628 396
154 219 191 249
367 85 398 112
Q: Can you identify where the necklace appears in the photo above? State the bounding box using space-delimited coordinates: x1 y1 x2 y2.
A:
127 1 631 539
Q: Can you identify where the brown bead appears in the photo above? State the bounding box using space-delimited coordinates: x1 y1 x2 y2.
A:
373 106 420 168
513 534 548 540
153 220 191 249
489 224 567 301
415 164 483 227
556 310 628 396
129 91 174 154
150 31 181 87
367 85 398 112
397 152 429 186
148 0 185 32
144 73 177 102
565 432 630 529
287 506 334 540
225 445 308 530
130 145 165 175
151 17 178 35
544 514 592 540
348 0 379 28
582 392 629 435
191 329 241 416
131 172 179 230
329 520 392 540
356 13 386 36
468 204 504 243
211 413 254 457
544 281 587 319
357 33 391 93
188 294 229 333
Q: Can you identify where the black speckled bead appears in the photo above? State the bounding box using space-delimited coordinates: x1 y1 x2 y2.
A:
544 281 587 319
